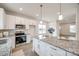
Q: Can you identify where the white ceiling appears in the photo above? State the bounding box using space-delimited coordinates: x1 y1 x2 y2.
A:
0 3 78 22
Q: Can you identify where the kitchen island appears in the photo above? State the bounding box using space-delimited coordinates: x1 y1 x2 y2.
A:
33 37 79 56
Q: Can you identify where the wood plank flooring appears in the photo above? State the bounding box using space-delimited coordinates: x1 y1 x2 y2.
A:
12 43 38 56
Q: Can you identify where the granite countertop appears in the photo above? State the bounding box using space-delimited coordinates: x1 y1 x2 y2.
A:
0 35 15 39
0 37 11 56
38 37 79 55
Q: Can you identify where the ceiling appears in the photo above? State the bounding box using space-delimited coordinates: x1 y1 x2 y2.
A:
0 3 78 22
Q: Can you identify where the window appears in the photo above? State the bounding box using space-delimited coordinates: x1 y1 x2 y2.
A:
70 25 76 33
38 24 46 34
38 24 46 39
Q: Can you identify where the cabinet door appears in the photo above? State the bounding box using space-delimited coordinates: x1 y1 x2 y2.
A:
26 35 31 43
9 36 15 49
39 41 50 56
15 17 25 24
39 41 46 56
0 8 5 29
33 39 40 55
6 15 16 29
15 17 21 24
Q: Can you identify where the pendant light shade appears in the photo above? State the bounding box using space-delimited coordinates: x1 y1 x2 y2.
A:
58 3 63 20
59 14 63 20
38 4 43 39
40 20 43 24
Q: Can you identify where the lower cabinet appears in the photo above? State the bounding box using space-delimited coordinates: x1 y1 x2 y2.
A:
9 36 15 49
33 39 77 56
49 45 66 56
26 34 31 43
33 38 40 55
39 41 50 56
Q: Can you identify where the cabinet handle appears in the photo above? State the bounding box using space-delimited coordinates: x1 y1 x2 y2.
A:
50 47 56 50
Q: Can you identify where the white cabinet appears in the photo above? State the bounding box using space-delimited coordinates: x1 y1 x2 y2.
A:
6 15 16 29
33 39 66 56
33 39 77 56
33 38 40 55
39 42 46 56
9 36 15 49
49 45 66 56
15 17 25 24
26 34 31 43
15 17 21 24
33 39 50 56
39 41 50 56
0 8 6 29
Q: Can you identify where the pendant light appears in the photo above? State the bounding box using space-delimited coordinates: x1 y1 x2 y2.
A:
40 4 43 24
58 3 63 20
38 4 43 39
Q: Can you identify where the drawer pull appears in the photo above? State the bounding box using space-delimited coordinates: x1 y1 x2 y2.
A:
50 47 56 50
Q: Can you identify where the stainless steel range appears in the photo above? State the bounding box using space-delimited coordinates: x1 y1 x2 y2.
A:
15 24 26 45
15 32 26 44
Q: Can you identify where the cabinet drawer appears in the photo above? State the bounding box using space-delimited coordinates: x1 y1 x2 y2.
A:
49 45 66 56
49 48 58 56
56 48 66 56
67 52 76 56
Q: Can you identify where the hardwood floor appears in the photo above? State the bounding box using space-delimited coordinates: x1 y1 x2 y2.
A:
12 43 38 56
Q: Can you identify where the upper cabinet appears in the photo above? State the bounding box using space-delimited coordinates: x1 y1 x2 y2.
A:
6 14 37 29
6 15 16 29
0 8 6 29
15 17 25 24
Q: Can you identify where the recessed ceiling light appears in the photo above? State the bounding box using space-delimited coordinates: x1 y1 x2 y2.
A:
19 8 23 11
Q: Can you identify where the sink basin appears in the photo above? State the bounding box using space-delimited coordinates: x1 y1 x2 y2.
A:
0 39 7 44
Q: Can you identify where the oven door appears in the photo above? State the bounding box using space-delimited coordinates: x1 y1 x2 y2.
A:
16 35 26 44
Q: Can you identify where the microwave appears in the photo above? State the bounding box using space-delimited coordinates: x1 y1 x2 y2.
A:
16 24 25 29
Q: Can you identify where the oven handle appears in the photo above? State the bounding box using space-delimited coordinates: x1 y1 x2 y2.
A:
16 35 26 37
